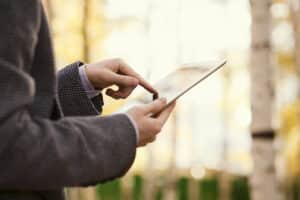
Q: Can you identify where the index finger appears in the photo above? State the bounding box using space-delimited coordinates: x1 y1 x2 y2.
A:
118 61 158 96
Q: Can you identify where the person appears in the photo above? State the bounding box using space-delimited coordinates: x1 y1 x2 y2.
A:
0 0 175 199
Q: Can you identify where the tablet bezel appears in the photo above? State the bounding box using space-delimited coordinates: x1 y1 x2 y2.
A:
156 59 227 107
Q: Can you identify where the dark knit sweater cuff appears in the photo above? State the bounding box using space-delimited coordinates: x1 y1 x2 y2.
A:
57 61 103 116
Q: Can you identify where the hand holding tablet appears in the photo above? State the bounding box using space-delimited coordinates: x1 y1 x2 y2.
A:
122 59 226 146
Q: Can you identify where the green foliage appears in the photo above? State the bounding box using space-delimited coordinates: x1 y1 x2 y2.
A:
133 175 143 200
230 177 250 200
96 179 121 200
292 178 300 200
155 176 165 200
155 187 164 200
199 178 219 200
177 177 189 200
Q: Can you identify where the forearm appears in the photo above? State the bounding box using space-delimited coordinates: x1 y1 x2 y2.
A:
0 110 137 190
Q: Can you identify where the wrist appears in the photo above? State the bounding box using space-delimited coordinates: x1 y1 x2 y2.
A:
85 64 107 91
79 65 101 98
84 65 97 89
124 113 140 145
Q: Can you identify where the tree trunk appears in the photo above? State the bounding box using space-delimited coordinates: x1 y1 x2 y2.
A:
82 0 91 63
249 0 280 200
219 66 231 200
165 111 178 200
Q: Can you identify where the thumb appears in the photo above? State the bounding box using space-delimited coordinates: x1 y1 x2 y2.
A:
113 74 138 87
143 98 167 115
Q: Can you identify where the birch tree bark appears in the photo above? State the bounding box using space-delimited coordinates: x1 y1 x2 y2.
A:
249 0 280 200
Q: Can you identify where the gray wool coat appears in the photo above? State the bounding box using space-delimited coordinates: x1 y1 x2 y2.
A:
0 0 137 199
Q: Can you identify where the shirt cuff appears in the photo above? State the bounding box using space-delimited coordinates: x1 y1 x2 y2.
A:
79 65 101 99
124 113 140 145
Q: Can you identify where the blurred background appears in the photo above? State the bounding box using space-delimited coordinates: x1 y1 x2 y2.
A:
42 0 300 199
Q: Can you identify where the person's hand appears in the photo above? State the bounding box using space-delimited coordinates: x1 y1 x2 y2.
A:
85 58 158 99
127 98 176 147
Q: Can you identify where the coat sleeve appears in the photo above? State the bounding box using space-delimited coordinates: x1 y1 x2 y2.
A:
0 0 136 190
56 61 104 117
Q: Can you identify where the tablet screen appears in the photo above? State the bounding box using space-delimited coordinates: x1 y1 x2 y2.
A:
138 60 226 105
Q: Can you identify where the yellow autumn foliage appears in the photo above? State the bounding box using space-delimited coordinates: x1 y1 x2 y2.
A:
280 100 300 177
279 100 300 136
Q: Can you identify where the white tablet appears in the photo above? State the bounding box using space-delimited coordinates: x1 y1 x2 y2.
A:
138 59 227 107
